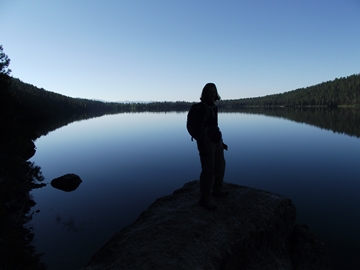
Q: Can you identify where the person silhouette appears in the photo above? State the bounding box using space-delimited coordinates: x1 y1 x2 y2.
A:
193 83 228 210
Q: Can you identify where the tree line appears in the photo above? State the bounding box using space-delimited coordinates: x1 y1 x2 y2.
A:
217 74 360 109
1 46 47 269
4 68 360 143
8 73 360 125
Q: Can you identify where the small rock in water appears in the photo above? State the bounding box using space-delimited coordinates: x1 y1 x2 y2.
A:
51 173 82 192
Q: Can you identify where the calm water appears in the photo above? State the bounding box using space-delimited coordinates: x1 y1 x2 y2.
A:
28 112 360 269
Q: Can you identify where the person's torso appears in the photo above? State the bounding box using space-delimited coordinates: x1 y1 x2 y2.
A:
204 104 218 128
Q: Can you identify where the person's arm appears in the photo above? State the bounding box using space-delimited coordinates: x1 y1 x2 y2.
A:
215 105 228 150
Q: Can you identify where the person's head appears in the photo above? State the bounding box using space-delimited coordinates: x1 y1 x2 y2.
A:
200 83 221 103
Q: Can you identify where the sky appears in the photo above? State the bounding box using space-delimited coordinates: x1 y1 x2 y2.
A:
1 0 359 102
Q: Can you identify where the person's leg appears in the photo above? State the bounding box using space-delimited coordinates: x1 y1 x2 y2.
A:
212 141 228 197
199 152 214 199
197 137 216 209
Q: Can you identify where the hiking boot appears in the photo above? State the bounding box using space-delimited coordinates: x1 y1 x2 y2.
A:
199 198 217 211
212 190 229 197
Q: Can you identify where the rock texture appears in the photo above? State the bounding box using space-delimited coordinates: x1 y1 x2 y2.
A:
83 181 332 270
51 173 82 192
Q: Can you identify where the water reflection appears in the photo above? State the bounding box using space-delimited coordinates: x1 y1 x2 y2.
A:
0 160 46 269
228 107 360 138
27 109 360 269
55 214 88 233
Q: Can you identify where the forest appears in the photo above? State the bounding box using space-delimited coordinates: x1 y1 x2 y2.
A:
8 73 360 127
217 74 360 109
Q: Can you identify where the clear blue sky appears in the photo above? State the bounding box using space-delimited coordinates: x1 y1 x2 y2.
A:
1 0 359 102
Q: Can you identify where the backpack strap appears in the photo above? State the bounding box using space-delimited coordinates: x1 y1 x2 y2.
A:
191 102 210 141
202 102 211 121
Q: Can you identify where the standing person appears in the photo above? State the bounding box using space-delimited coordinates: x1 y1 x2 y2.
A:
190 83 228 210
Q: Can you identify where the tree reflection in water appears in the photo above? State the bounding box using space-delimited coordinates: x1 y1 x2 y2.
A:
55 214 87 233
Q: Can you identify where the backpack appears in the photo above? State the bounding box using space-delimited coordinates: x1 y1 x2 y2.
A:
186 102 210 141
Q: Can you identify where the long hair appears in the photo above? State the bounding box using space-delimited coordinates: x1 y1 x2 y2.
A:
200 83 221 102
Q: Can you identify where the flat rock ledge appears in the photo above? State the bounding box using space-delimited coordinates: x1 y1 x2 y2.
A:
82 181 332 270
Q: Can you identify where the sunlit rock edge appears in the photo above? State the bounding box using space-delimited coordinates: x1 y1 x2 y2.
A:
82 181 332 270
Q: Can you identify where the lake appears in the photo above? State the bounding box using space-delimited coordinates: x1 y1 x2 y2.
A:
28 111 360 269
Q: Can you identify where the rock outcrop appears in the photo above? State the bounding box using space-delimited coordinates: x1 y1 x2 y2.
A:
21 139 36 160
83 181 332 270
51 173 82 192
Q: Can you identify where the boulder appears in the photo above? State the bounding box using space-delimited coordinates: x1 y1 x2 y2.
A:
51 173 82 192
83 181 332 270
21 140 36 160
